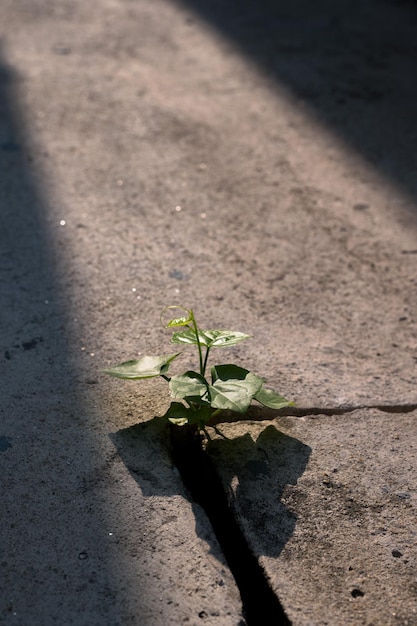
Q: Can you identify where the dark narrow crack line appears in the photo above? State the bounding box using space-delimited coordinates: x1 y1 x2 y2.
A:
279 403 417 417
371 404 417 414
211 403 417 424
169 425 291 626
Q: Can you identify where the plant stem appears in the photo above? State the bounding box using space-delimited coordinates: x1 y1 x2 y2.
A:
202 346 210 378
190 309 204 376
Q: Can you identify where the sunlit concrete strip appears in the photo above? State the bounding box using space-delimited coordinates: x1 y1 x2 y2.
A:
3 0 416 410
209 411 417 625
173 0 417 226
0 43 132 624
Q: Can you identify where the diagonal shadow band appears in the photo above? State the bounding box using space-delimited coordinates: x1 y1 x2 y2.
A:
0 43 124 624
173 0 417 217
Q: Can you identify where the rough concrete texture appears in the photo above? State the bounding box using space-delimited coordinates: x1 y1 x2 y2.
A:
1 0 417 624
208 411 417 625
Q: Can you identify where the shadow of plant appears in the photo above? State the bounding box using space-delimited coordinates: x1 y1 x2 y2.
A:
111 417 311 560
110 418 231 566
207 424 311 558
110 418 177 498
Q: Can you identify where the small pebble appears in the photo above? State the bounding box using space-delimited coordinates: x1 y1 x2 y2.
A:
52 45 72 55
0 436 12 452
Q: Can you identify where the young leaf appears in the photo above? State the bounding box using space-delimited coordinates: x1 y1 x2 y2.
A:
171 329 251 348
166 316 192 328
254 386 293 409
209 364 263 413
104 353 180 380
161 305 193 328
169 371 210 401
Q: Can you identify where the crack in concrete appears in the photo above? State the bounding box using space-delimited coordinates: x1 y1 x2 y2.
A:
170 425 291 626
212 403 417 424
170 402 416 624
271 403 417 417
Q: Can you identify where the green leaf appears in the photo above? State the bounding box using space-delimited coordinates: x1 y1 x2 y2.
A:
254 386 294 409
182 395 211 407
191 405 216 426
162 401 191 426
171 329 251 348
209 364 263 413
171 329 201 345
162 402 214 427
168 417 189 426
207 330 251 347
161 305 193 327
169 371 210 401
104 353 181 379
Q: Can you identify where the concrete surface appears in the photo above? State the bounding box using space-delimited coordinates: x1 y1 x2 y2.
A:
1 0 417 624
208 411 417 625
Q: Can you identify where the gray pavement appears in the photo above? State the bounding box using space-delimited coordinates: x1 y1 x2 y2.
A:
209 411 417 625
1 0 416 624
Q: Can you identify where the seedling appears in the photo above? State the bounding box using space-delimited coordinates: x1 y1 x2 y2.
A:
104 306 293 436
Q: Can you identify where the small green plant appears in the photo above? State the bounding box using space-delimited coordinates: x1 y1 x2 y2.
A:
104 306 293 435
